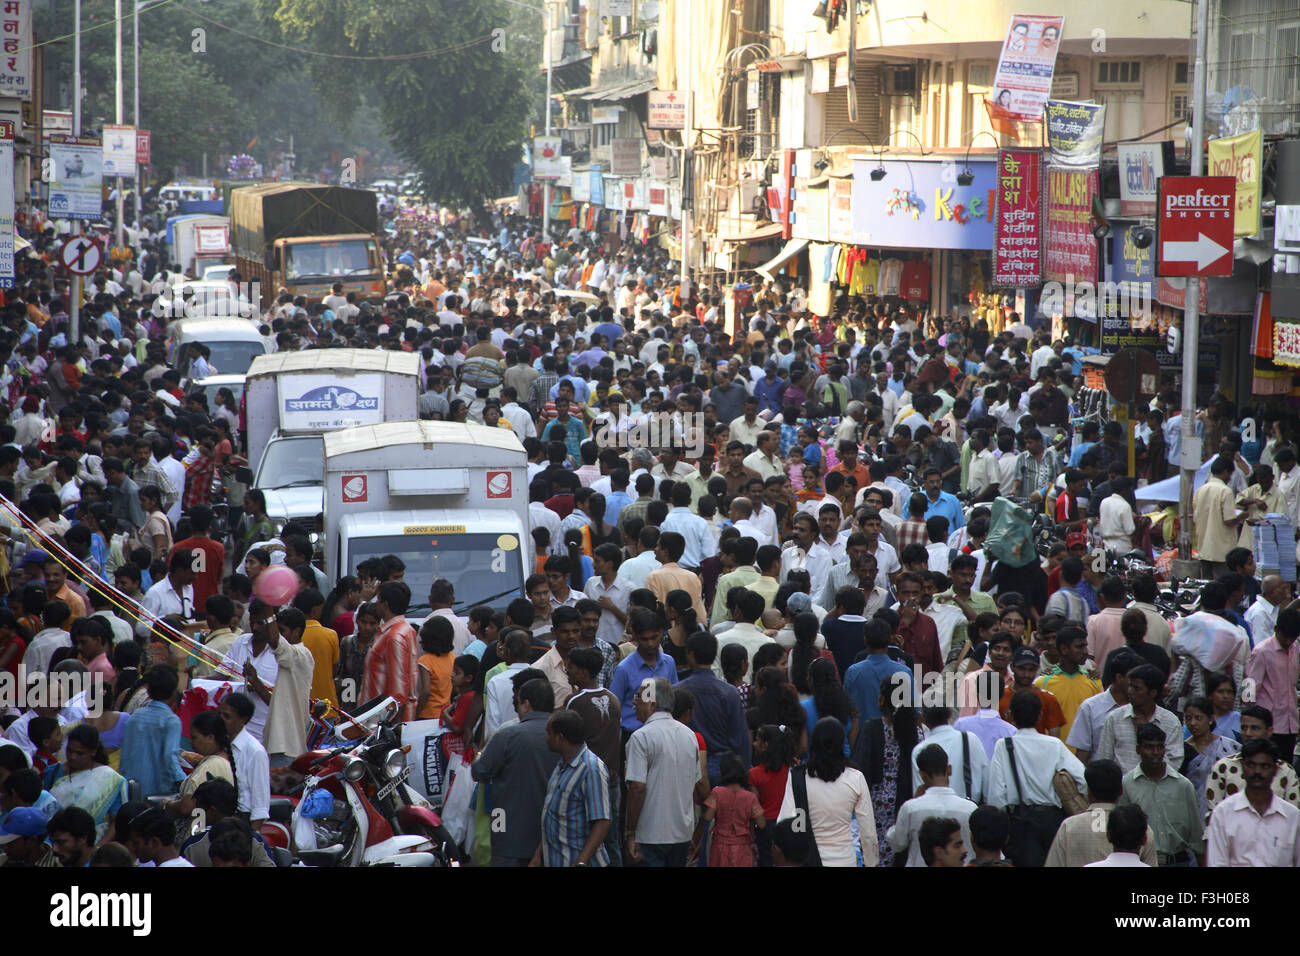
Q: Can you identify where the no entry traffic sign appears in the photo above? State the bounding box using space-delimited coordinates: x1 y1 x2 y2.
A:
59 235 103 276
1156 175 1235 277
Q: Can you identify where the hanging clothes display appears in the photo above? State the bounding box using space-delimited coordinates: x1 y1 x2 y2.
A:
900 258 931 300
807 243 840 317
879 257 904 296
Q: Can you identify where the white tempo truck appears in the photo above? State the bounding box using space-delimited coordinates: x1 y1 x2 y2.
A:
322 421 529 616
240 349 421 545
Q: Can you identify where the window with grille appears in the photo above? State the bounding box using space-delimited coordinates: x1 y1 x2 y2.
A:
741 73 780 159
968 62 994 89
594 123 615 147
1171 93 1190 125
1096 60 1142 87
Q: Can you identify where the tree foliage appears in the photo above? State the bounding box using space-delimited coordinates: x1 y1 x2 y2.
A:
36 0 397 181
259 0 532 204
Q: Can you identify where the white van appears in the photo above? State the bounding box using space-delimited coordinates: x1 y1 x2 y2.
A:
166 317 271 380
158 182 218 205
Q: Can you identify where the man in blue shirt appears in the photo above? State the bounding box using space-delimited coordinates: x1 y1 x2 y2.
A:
844 624 914 721
118 664 184 798
752 361 787 417
608 608 677 732
549 366 592 405
542 397 588 466
673 632 750 785
921 467 965 531
1068 421 1100 468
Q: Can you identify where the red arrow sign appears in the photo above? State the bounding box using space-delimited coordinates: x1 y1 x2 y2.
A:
1156 175 1235 277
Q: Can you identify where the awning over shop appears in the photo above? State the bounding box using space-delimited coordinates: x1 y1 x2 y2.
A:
566 77 657 101
756 238 809 281
717 221 784 244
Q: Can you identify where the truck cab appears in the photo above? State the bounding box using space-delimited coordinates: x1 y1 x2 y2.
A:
274 233 386 304
323 422 529 617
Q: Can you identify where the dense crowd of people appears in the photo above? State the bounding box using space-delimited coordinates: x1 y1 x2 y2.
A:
0 203 1297 869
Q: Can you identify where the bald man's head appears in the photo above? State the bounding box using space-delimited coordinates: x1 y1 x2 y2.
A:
1264 575 1290 604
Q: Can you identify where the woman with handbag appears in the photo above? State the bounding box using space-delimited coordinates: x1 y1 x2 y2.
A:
778 717 879 867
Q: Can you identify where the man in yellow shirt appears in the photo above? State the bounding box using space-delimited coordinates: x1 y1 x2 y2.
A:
293 588 340 708
1036 626 1102 753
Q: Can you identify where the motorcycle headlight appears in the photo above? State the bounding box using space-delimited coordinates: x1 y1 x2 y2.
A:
384 748 406 778
342 755 366 782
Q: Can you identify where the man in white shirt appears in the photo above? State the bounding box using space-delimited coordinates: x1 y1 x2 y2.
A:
727 497 768 546
1245 575 1293 645
528 489 563 560
713 588 774 681
967 429 999 498
659 483 716 571
1099 478 1137 554
986 691 1087 866
617 526 662 589
911 707 989 802
423 579 473 655
483 630 532 742
1084 804 1152 867
780 513 832 586
888 742 978 866
500 389 537 439
137 553 199 639
219 692 271 826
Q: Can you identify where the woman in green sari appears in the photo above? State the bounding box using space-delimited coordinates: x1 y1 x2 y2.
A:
47 724 128 843
238 489 276 564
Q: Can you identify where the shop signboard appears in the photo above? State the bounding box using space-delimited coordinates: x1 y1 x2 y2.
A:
1043 166 1097 285
1118 143 1162 216
610 138 642 177
1044 100 1105 168
992 148 1043 287
1101 225 1174 366
646 91 685 130
850 158 996 250
1207 129 1263 237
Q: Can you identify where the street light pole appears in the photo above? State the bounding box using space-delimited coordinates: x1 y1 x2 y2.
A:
542 1 551 241
678 3 692 302
73 0 81 136
114 0 125 249
133 0 140 227
1177 0 1209 564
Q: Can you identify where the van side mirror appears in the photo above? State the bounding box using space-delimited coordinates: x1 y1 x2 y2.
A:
235 466 254 484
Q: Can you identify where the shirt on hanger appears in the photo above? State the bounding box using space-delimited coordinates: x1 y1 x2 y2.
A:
879 258 904 296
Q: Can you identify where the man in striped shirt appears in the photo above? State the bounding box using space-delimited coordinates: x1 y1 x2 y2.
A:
534 709 611 867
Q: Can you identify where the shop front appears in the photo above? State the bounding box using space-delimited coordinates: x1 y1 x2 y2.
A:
847 156 999 324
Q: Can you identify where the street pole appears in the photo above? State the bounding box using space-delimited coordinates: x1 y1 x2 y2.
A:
114 0 125 250
542 1 551 241
1177 0 1209 564
133 0 140 227
678 2 692 304
71 0 82 345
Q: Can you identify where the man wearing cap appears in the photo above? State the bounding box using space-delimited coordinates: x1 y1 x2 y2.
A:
1001 646 1067 737
624 677 702 867
0 806 58 867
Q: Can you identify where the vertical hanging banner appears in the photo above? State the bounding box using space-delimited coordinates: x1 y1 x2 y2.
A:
1207 128 1262 237
1044 100 1105 167
101 125 137 178
992 14 1065 123
0 121 13 288
532 136 563 180
992 148 1044 287
0 0 31 99
135 129 151 167
1043 166 1098 287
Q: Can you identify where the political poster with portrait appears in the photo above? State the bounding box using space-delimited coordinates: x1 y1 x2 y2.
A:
991 14 1065 124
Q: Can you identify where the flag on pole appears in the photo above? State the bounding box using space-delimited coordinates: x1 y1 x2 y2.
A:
983 99 1020 143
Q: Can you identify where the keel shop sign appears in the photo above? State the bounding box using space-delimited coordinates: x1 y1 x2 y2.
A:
850 158 996 250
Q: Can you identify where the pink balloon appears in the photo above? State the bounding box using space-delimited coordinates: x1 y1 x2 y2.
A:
253 565 300 607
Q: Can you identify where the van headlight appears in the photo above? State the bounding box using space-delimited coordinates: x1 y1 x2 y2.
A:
384 749 406 778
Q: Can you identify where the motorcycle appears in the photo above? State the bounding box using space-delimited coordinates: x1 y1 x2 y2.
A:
280 697 459 867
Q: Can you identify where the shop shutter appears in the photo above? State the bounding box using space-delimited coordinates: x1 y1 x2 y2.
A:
821 64 882 144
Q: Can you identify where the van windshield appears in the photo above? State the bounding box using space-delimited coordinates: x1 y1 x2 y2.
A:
256 436 324 489
180 340 265 378
284 239 374 280
345 532 525 615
